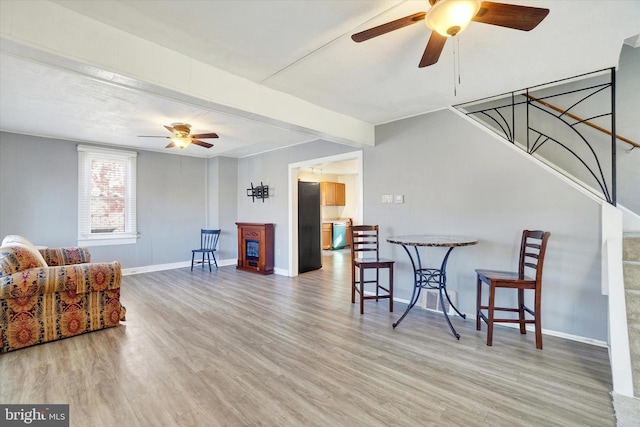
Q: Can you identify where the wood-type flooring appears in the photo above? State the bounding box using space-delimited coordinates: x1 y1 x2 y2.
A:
0 250 615 426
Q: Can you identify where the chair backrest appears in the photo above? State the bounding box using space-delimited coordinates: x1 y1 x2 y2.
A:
201 229 221 250
350 225 380 260
518 230 551 282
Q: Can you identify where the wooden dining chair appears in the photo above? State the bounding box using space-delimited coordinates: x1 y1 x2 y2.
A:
191 229 221 272
475 230 551 349
350 225 394 314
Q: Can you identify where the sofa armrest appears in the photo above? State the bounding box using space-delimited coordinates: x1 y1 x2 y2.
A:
39 247 91 266
0 261 121 299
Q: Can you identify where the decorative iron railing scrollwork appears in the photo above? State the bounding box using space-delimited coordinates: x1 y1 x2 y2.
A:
454 68 625 205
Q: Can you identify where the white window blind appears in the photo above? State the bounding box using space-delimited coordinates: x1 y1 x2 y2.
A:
78 145 137 246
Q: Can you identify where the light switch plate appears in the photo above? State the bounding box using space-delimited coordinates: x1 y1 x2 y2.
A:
381 194 393 203
394 194 404 203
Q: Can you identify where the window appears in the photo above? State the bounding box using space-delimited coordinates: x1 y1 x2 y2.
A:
78 145 137 246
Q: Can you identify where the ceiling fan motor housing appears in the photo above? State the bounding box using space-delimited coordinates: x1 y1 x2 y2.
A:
171 123 192 137
352 0 550 68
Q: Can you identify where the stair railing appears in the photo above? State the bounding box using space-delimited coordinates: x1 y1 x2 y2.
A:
453 68 638 206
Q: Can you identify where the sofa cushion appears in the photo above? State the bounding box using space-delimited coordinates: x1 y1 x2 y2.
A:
1 235 47 267
0 245 47 277
2 235 36 247
39 247 90 266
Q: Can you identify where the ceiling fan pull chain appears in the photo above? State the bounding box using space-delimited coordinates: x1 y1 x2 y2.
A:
452 36 458 96
452 37 456 96
457 36 462 85
452 36 462 96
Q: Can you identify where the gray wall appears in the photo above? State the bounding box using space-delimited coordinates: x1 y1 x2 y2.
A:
0 133 77 244
236 139 356 269
368 109 605 340
615 45 640 213
459 44 640 213
0 132 208 268
208 156 238 262
0 108 613 341
232 108 607 340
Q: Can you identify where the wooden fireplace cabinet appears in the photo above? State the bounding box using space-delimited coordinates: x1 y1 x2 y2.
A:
236 222 274 275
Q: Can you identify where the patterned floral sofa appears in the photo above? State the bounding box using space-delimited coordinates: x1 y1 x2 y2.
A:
0 235 126 353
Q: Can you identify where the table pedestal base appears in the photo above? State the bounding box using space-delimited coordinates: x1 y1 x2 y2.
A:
392 246 466 339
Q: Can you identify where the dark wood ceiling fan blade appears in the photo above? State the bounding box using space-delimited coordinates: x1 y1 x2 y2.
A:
165 142 176 148
191 139 214 148
352 12 426 42
472 2 549 31
419 32 447 68
191 132 219 139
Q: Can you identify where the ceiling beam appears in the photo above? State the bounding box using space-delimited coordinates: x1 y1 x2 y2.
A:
0 0 374 148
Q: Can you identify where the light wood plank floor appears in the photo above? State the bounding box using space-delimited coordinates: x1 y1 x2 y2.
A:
1 250 615 426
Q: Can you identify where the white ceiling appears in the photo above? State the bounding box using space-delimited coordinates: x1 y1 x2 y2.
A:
1 0 639 159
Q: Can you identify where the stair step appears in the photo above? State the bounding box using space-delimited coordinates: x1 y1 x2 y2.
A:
629 324 640 398
624 234 640 262
623 235 640 398
626 289 640 326
625 261 640 291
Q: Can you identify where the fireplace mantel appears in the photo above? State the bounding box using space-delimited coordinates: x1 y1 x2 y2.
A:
236 223 274 275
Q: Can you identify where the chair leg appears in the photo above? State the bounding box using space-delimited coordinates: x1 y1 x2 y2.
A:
535 321 543 349
191 252 195 271
212 252 218 269
207 251 212 272
359 265 365 315
476 275 482 331
518 288 526 334
389 264 394 313
351 264 356 304
534 289 543 350
487 283 496 346
375 268 380 301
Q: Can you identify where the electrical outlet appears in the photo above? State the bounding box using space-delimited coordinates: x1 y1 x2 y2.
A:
381 194 393 203
394 194 404 203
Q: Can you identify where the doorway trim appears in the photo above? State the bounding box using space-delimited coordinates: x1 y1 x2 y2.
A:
288 150 364 277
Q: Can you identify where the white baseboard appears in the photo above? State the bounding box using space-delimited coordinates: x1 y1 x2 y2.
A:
274 267 289 276
121 258 288 276
121 258 236 276
391 296 607 348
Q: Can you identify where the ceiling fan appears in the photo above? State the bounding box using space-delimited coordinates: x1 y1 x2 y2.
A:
352 0 549 68
138 123 218 149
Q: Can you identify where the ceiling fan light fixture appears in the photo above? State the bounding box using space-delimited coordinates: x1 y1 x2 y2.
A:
426 0 481 37
171 136 191 149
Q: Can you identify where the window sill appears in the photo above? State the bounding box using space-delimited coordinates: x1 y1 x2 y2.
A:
78 235 137 247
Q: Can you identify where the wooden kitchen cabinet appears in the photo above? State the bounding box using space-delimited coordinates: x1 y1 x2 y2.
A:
335 183 345 206
320 182 346 206
322 223 333 250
